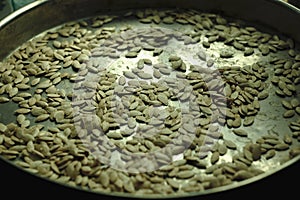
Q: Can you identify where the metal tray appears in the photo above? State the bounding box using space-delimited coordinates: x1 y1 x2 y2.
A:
0 0 300 199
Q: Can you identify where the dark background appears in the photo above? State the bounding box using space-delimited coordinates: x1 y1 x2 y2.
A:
1 157 300 200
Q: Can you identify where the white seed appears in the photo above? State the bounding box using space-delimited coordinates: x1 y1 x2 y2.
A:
257 90 269 100
137 72 152 79
176 170 195 179
232 129 248 137
283 110 295 118
106 131 123 139
295 107 300 115
15 108 31 114
118 76 126 86
26 140 35 152
123 71 136 79
265 149 276 159
290 99 300 108
281 100 293 109
157 93 168 105
210 151 220 164
0 123 7 133
224 139 237 149
35 114 50 122
274 143 289 151
0 97 10 103
37 80 52 89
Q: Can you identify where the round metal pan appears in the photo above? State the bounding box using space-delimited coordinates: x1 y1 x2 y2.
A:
0 0 300 199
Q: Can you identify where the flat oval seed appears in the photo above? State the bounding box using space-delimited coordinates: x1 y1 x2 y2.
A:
265 149 276 159
291 99 300 108
296 107 300 115
210 151 220 164
35 114 50 122
137 72 152 79
224 139 237 149
157 94 168 105
0 97 10 103
283 110 295 118
176 170 195 179
274 143 289 151
257 91 269 100
281 100 293 109
123 71 136 79
232 129 248 137
106 131 123 139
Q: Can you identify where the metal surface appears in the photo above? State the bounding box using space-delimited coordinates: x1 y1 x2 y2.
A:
0 0 300 199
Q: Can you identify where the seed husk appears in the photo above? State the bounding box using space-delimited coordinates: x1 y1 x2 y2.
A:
137 72 152 79
224 139 237 149
106 131 123 139
233 170 254 180
291 99 300 108
244 48 254 56
153 69 162 79
295 107 300 115
283 110 295 118
0 97 10 103
157 94 168 105
0 123 7 133
274 143 289 151
265 149 276 159
281 100 293 110
176 170 195 179
125 51 138 58
123 71 136 79
243 116 255 126
210 151 220 164
257 91 269 100
1 9 300 195
232 129 248 137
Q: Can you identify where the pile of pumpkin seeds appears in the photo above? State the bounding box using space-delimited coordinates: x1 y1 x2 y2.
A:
0 8 300 196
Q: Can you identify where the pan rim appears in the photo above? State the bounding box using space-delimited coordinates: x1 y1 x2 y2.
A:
0 0 300 198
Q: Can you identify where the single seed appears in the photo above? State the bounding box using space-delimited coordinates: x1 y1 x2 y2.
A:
283 110 295 118
281 100 293 110
137 72 152 79
224 139 237 149
211 151 220 164
296 107 300 115
123 71 136 79
153 69 162 79
106 131 123 139
274 143 289 151
176 170 195 179
258 91 269 100
265 149 276 159
232 129 248 137
290 99 299 108
0 97 10 103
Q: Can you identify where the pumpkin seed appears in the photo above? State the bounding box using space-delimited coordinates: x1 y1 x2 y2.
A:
290 99 299 108
295 107 300 115
176 170 195 179
281 100 293 110
283 110 295 118
265 149 276 159
210 151 220 164
232 129 248 137
123 71 136 79
274 143 289 151
137 72 152 79
224 139 237 149
0 97 10 103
